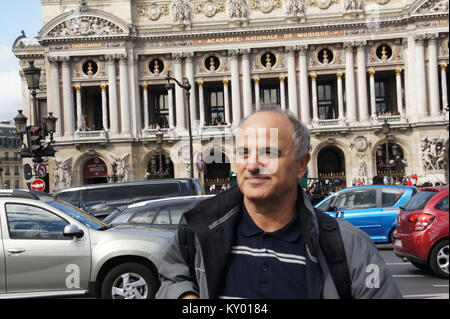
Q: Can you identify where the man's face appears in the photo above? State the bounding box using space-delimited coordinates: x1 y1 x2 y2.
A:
236 112 310 203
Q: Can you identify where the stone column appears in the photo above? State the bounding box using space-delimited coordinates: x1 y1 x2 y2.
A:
101 84 109 130
427 34 441 117
173 53 185 129
223 79 231 124
441 64 448 112
241 49 252 117
311 73 318 121
75 85 82 130
251 78 260 112
280 76 286 110
405 36 416 118
286 46 298 113
132 55 142 137
168 87 175 128
119 55 131 135
369 69 376 116
356 41 369 121
415 35 428 117
142 84 149 128
106 55 119 134
298 45 309 122
46 57 62 136
337 72 345 120
344 42 357 122
61 57 74 136
395 69 404 116
127 53 140 138
229 49 241 125
198 81 205 126
185 53 197 128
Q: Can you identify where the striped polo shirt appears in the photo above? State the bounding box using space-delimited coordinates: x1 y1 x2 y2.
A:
218 204 308 299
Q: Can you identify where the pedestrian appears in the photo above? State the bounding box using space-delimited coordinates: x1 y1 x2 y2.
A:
406 178 412 186
412 174 418 186
156 107 401 299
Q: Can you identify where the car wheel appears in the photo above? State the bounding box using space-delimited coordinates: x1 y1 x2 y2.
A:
388 229 395 244
101 262 158 299
429 240 449 279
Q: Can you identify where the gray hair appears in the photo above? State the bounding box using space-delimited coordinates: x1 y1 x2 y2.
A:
238 106 311 160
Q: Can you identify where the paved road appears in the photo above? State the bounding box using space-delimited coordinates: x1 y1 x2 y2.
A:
377 244 449 299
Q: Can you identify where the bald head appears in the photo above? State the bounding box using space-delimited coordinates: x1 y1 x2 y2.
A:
239 107 311 161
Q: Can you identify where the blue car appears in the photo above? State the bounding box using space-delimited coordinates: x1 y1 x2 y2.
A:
314 185 418 243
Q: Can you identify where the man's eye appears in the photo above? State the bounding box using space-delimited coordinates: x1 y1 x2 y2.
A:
259 148 279 158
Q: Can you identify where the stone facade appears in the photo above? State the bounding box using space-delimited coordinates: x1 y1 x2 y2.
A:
13 0 449 192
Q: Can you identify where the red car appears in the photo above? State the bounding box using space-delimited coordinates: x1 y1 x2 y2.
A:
393 185 449 279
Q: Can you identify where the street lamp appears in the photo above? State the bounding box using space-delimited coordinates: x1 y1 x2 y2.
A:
148 128 171 179
377 120 404 184
165 70 193 178
23 60 41 127
14 108 58 162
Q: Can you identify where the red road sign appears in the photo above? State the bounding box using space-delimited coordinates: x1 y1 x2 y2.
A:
31 179 46 192
36 163 47 178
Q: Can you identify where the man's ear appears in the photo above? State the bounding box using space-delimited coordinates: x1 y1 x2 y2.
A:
297 153 311 179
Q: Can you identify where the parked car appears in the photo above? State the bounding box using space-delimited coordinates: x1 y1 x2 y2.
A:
315 185 418 243
393 185 449 279
54 178 203 219
0 189 174 299
103 195 214 232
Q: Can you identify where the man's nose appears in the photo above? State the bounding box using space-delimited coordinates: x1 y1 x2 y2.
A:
246 152 263 173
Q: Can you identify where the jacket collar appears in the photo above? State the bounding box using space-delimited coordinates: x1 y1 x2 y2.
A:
184 184 323 298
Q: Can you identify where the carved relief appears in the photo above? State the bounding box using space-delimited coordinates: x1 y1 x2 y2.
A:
172 0 192 24
285 0 305 19
417 0 449 13
110 153 132 183
53 157 73 191
47 16 125 37
344 0 363 11
194 1 225 17
421 137 446 171
308 0 336 10
136 4 169 21
251 0 282 13
228 0 249 19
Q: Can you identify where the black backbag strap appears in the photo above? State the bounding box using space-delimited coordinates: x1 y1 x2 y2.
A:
178 225 197 285
315 209 353 299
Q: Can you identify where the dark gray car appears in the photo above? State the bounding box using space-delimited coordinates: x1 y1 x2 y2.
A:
54 178 203 219
103 195 214 232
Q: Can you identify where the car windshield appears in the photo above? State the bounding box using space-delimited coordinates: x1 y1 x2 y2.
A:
403 191 437 211
45 200 107 230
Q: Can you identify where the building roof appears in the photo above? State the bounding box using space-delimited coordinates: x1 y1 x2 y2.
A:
0 124 20 149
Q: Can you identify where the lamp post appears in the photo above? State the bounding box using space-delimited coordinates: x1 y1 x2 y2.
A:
23 60 41 127
148 128 171 179
376 120 404 184
165 70 194 178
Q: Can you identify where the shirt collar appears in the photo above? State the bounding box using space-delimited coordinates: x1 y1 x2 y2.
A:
241 204 302 242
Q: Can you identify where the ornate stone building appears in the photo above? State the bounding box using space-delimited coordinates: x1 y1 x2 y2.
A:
12 0 449 192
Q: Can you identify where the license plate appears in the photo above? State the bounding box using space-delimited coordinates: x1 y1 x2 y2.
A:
394 239 402 248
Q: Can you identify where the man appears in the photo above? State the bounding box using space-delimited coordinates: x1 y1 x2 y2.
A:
156 107 402 299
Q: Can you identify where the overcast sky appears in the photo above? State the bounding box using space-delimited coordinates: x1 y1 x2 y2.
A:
0 1 43 122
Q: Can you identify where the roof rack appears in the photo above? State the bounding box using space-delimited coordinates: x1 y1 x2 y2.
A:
0 189 42 200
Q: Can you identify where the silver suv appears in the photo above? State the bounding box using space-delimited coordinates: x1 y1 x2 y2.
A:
0 190 174 299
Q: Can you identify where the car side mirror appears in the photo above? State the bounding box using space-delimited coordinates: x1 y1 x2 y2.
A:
63 225 84 238
335 211 344 219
